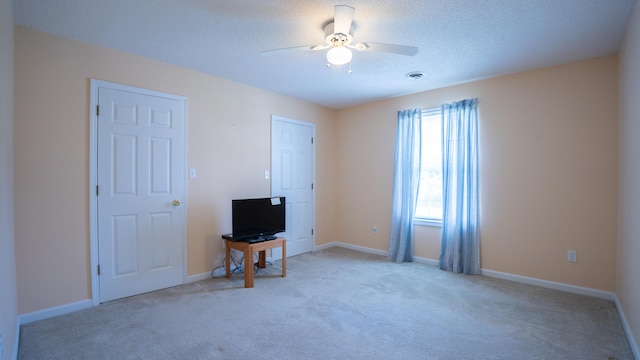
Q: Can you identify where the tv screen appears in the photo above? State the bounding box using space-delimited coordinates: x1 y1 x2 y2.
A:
231 197 286 241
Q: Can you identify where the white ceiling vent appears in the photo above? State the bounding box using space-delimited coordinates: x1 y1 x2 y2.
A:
406 71 425 80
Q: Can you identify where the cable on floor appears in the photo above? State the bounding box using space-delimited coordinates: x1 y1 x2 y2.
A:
210 249 264 278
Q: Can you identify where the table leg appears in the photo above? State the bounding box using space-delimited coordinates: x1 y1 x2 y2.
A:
258 250 266 268
244 248 254 288
225 241 231 278
281 240 286 278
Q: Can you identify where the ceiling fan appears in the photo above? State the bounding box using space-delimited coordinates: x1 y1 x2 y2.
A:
261 5 418 66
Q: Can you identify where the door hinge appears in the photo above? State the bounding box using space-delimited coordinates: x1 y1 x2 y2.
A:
96 185 99 196
311 183 314 190
96 105 99 116
311 228 314 235
311 137 314 144
97 264 101 276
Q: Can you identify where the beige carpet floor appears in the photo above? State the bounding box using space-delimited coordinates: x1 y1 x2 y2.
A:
18 247 633 359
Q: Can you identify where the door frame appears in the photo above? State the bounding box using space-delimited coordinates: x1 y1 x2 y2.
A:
271 115 316 256
89 79 188 305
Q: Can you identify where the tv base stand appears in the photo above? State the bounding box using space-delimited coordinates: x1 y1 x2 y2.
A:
223 237 286 288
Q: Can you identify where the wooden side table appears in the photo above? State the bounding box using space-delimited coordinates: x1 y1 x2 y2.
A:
224 237 286 288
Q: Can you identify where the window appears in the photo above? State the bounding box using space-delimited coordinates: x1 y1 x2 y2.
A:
415 108 442 225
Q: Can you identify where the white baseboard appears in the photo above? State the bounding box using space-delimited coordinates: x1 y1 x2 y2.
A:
18 299 92 325
413 255 439 266
315 241 387 256
480 268 616 300
210 265 242 278
613 294 640 359
317 242 440 266
313 241 338 251
318 242 441 266
188 266 252 280
186 271 212 283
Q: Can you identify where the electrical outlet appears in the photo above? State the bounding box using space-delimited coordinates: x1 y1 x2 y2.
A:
372 226 378 234
568 250 577 262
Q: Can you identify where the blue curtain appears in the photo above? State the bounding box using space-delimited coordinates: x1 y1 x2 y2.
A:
438 99 480 274
388 109 422 263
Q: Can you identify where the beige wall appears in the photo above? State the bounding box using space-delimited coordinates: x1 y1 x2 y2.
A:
14 23 623 318
13 26 337 314
336 55 618 292
1 0 18 357
618 0 640 354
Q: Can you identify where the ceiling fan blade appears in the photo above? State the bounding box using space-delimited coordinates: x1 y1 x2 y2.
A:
261 44 329 56
333 5 355 35
354 42 419 56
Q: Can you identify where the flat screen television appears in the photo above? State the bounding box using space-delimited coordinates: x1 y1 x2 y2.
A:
231 197 285 241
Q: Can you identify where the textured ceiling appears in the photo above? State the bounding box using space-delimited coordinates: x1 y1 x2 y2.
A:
13 0 636 109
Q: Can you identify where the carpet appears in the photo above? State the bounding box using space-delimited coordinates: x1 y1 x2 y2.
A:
18 247 633 359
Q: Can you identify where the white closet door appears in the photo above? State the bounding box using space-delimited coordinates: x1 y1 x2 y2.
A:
271 116 315 258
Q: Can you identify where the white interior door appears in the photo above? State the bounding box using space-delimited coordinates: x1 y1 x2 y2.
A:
271 116 315 258
96 83 186 303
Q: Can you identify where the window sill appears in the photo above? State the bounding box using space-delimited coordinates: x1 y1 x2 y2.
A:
413 218 442 227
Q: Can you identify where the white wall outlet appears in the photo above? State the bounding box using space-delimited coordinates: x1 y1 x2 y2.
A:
372 226 378 234
568 250 577 262
189 167 197 179
264 170 270 179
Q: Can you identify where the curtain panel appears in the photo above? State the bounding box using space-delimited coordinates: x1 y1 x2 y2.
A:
388 108 422 263
438 98 480 274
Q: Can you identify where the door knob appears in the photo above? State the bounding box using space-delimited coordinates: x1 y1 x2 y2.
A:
172 200 182 206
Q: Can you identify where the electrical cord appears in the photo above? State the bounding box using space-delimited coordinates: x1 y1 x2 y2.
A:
210 249 263 278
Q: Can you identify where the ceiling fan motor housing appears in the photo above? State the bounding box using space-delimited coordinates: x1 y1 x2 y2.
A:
324 22 353 47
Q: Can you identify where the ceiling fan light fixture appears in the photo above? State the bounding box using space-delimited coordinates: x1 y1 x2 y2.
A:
326 46 352 65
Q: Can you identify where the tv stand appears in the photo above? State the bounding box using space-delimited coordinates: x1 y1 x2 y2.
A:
223 237 286 288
